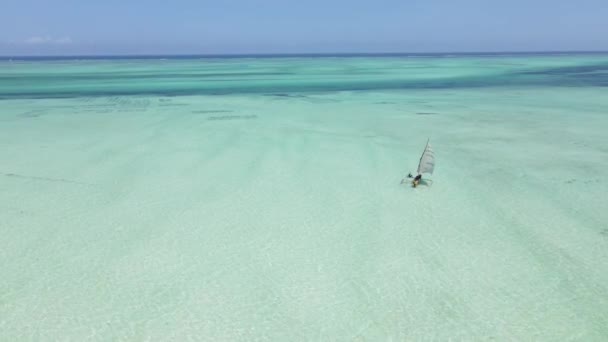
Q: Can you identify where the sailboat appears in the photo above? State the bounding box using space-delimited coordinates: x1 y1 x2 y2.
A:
402 139 435 187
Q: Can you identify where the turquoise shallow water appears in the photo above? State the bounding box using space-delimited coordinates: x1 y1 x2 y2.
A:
1 54 608 340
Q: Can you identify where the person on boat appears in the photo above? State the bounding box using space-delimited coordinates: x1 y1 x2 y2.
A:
412 174 422 187
405 173 422 187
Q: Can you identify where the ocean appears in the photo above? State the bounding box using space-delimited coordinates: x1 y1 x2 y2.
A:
1 53 608 340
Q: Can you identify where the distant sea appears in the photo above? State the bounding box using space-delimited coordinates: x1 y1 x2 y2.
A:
1 52 607 340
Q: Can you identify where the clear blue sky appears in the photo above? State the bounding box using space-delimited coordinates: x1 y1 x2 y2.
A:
1 0 607 55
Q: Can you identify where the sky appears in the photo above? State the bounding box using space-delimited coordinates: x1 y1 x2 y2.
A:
0 0 607 55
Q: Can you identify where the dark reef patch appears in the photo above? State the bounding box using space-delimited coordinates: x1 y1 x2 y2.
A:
19 110 47 118
264 93 309 99
192 110 234 114
208 115 257 121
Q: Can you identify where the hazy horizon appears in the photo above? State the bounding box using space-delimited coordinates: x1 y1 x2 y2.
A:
2 50 608 58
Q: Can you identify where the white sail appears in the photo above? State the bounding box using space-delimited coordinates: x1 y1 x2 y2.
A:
417 139 435 175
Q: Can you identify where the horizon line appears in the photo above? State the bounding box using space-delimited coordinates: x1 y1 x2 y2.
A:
2 50 608 59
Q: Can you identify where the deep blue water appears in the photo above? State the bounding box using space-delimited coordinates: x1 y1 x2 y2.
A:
1 52 607 99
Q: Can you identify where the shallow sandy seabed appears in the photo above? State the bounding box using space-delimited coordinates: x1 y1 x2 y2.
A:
1 56 608 340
